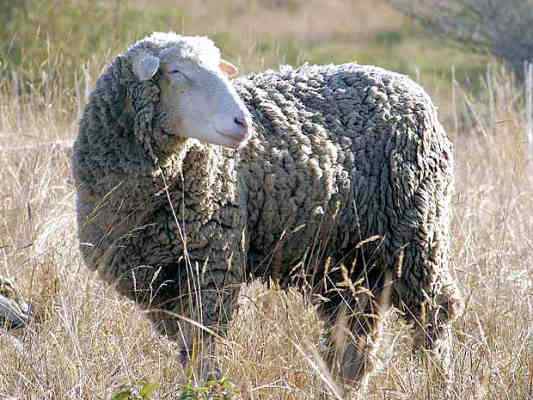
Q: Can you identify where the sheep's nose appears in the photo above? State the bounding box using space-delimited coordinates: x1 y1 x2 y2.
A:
216 112 251 149
234 115 248 128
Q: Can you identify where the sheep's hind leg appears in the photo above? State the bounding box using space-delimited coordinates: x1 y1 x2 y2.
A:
317 276 391 394
396 280 463 392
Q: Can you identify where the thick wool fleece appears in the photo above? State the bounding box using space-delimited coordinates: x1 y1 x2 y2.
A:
73 40 245 331
237 65 462 323
74 42 462 380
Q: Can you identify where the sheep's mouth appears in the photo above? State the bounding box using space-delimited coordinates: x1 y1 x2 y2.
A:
216 130 250 148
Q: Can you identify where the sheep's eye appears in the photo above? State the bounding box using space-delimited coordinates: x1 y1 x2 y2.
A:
168 69 190 83
169 69 188 79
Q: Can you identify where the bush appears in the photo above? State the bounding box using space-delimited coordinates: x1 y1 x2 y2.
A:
387 0 533 80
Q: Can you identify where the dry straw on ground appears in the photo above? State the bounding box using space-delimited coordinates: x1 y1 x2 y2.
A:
0 1 531 399
1 63 531 400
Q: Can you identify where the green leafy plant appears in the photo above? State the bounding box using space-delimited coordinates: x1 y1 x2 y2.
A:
111 381 160 400
178 377 239 400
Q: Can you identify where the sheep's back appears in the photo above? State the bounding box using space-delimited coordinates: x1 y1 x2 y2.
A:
235 64 453 282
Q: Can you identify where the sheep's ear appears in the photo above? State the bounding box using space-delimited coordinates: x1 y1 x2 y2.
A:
132 52 160 81
219 59 238 78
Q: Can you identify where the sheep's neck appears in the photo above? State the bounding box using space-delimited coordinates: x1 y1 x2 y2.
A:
153 135 188 167
157 138 217 185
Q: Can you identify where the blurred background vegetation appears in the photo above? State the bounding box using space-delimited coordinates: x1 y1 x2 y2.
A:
2 0 510 142
0 0 491 95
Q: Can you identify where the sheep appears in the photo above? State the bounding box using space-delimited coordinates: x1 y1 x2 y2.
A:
72 32 463 389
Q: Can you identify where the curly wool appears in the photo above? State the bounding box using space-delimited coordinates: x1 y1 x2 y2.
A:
73 39 245 330
237 64 461 317
143 32 221 69
235 64 463 381
73 41 462 381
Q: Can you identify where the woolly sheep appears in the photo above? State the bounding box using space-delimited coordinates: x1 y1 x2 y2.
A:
73 32 463 389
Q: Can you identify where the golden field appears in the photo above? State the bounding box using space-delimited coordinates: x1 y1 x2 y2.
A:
0 1 531 398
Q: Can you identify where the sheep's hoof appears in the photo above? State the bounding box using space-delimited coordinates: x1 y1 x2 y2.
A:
179 347 191 368
204 367 222 382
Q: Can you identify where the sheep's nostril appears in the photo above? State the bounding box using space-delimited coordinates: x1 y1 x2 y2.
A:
234 116 248 128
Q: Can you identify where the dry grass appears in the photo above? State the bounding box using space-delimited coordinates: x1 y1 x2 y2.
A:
0 2 532 399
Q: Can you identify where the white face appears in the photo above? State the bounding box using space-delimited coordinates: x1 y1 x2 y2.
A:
156 50 252 149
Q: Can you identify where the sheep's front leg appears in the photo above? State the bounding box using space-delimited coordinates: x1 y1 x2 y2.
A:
173 266 243 381
175 320 219 381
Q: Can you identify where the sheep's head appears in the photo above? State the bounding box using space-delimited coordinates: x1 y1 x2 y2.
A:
128 32 251 155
